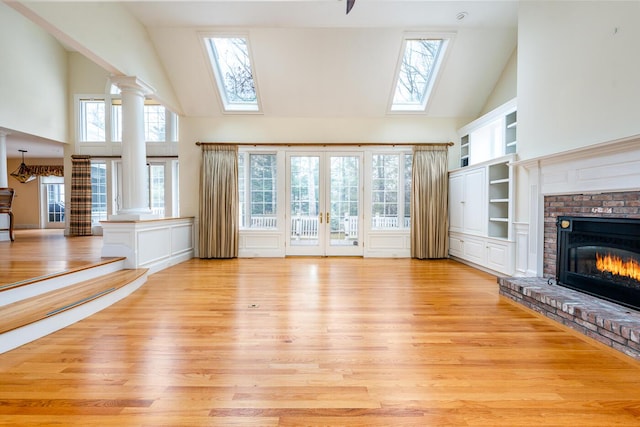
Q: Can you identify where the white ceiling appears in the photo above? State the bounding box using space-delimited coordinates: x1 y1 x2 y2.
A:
5 0 519 157
132 0 519 118
3 128 65 160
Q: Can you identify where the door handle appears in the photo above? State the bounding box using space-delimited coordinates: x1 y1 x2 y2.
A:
326 212 330 223
319 213 323 224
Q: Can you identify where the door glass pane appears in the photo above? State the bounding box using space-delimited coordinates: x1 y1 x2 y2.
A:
330 156 359 247
46 183 65 223
290 156 319 246
250 154 277 228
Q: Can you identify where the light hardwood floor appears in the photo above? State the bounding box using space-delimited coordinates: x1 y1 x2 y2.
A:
0 229 104 288
1 231 640 426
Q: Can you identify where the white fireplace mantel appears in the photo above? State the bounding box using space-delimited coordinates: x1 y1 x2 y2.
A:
517 134 640 277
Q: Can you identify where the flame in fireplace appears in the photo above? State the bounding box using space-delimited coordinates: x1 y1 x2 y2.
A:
595 252 640 281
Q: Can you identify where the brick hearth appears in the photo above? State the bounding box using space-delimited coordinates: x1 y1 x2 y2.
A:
499 276 640 360
501 190 640 360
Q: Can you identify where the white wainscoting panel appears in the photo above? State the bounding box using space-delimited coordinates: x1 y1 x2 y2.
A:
365 232 411 258
239 231 285 257
102 217 194 273
513 222 531 277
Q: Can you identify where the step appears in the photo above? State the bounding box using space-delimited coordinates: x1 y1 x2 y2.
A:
0 268 148 354
0 257 126 307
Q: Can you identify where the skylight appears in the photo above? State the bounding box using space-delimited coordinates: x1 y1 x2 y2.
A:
204 36 260 112
390 37 449 112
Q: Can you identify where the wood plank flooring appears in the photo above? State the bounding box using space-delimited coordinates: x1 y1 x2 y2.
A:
0 268 147 334
1 234 640 425
0 229 104 288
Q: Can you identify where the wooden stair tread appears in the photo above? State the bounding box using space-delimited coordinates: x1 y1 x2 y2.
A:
0 269 147 334
0 257 127 293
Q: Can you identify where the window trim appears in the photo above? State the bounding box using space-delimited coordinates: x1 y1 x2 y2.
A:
77 96 107 142
201 32 263 114
369 151 413 230
238 149 279 230
388 32 454 114
75 93 178 144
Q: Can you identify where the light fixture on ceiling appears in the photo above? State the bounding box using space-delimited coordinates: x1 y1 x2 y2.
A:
10 150 36 184
456 11 468 21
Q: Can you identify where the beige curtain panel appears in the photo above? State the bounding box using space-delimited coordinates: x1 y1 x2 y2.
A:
411 145 449 259
199 144 239 258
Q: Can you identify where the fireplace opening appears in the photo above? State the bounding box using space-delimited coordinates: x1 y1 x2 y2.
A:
556 216 640 311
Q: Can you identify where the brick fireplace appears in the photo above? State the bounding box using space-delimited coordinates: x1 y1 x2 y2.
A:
498 137 640 360
543 191 640 278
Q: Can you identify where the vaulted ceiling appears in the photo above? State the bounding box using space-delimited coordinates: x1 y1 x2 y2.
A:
124 0 518 118
6 1 519 157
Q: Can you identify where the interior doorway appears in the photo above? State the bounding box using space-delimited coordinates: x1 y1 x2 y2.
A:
41 176 65 229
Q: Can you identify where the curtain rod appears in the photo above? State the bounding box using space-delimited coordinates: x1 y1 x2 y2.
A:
195 141 454 147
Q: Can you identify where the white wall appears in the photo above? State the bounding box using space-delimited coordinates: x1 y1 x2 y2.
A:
0 2 68 143
517 1 640 161
10 1 181 115
179 116 461 217
67 52 112 143
480 48 517 117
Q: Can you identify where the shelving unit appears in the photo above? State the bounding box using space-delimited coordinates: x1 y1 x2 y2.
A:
460 134 469 167
457 98 517 168
488 160 512 239
448 155 515 275
505 111 517 154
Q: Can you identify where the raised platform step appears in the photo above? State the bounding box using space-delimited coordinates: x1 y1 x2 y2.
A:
0 269 147 335
0 257 127 307
0 265 148 354
0 257 125 292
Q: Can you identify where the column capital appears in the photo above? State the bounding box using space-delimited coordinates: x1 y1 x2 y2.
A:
111 76 155 97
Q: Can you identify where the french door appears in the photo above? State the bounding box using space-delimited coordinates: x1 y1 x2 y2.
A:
41 178 65 229
286 152 363 256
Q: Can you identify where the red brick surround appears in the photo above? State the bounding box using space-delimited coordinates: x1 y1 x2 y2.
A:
543 191 640 278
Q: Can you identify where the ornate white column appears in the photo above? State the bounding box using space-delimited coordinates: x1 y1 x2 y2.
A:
0 131 8 188
110 76 156 220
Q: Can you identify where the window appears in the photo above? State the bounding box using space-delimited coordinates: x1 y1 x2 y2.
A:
77 93 177 144
148 163 165 216
111 100 122 142
403 154 412 228
239 153 277 229
371 153 412 229
390 36 449 112
91 162 107 224
238 152 246 227
144 104 166 142
204 36 260 112
79 99 106 141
